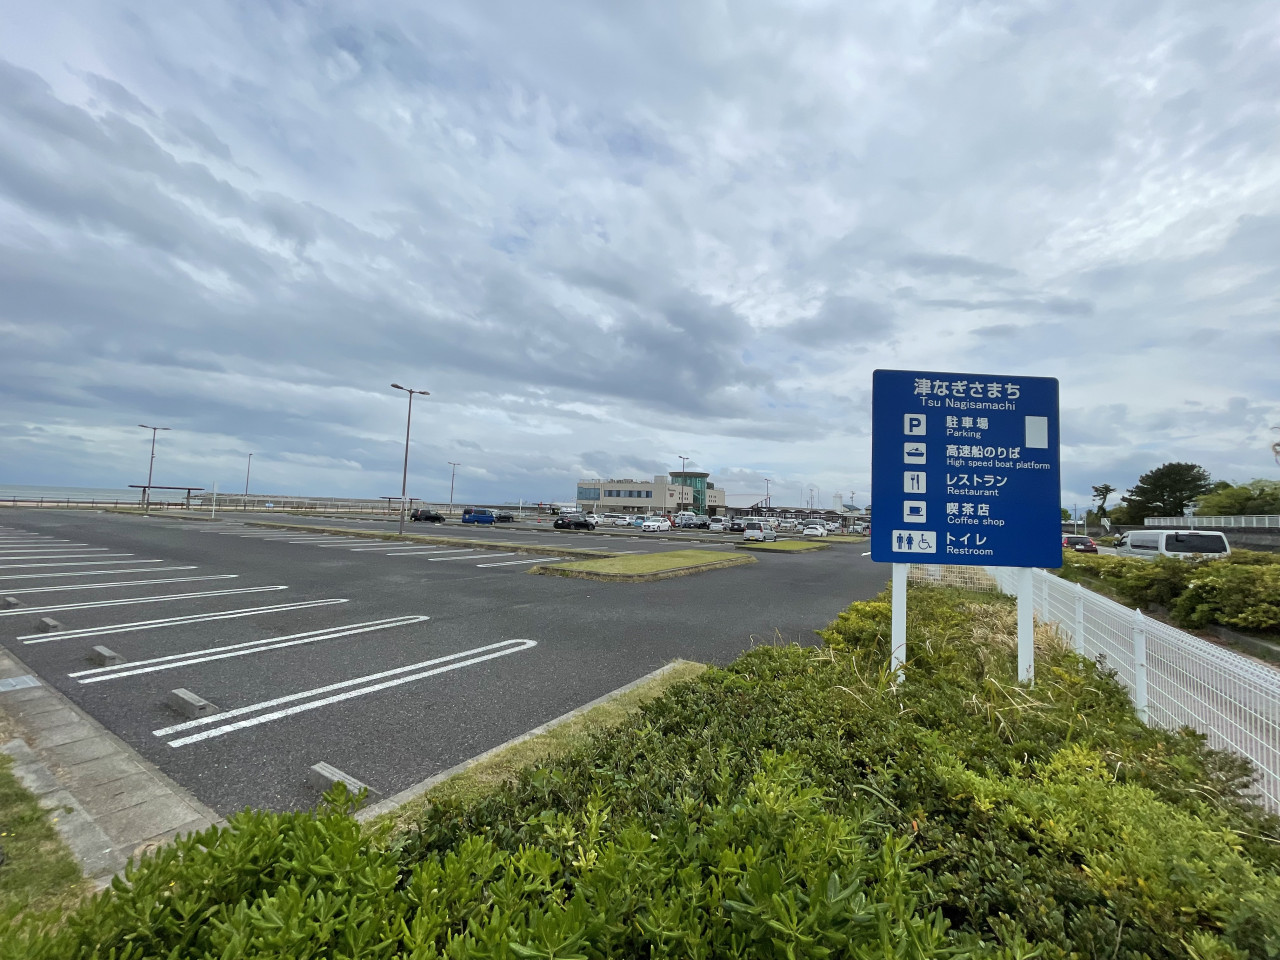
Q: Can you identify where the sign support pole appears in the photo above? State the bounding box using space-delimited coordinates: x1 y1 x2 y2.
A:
1016 566 1034 684
210 481 217 520
890 563 907 673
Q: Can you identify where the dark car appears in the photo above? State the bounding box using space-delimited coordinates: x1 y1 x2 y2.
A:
554 514 596 530
729 519 746 533
1063 535 1097 553
495 511 515 522
410 508 445 523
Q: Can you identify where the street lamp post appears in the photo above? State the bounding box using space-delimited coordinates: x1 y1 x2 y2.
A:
390 383 430 535
244 453 253 496
138 424 170 514
764 478 771 508
448 462 460 514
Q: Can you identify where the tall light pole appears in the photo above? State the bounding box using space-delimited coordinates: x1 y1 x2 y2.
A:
390 383 430 535
138 424 170 514
764 478 771 508
448 462 460 513
244 453 253 496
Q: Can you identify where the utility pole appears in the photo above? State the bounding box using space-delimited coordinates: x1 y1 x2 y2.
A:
448 462 460 514
764 478 771 508
244 453 253 496
138 424 170 514
391 383 430 535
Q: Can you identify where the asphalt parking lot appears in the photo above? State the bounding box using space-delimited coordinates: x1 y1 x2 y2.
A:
0 509 887 814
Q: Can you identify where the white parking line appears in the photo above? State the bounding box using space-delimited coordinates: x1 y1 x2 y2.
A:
0 566 199 583
475 557 563 567
347 544 437 552
0 557 148 570
0 551 118 560
72 616 431 683
429 552 516 562
0 575 238 596
19 599 348 643
0 585 287 618
156 638 537 747
0 539 79 545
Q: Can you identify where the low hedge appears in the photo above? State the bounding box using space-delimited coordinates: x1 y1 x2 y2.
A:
6 587 1279 959
1057 550 1280 633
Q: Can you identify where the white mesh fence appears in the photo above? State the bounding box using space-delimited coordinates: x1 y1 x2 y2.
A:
975 565 1280 813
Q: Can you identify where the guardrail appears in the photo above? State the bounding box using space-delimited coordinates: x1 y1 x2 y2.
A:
1144 515 1280 528
979 566 1279 813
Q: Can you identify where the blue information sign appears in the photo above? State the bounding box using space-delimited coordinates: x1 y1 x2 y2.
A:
871 369 1061 567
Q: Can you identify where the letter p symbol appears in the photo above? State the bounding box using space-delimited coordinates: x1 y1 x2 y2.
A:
904 414 926 436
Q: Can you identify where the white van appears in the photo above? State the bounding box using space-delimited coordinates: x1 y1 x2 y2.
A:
1114 529 1231 560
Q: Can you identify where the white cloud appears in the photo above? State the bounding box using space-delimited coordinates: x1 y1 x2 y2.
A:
0 1 1277 510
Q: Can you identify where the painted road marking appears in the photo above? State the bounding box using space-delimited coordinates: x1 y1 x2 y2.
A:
475 557 563 567
0 586 287 618
156 638 537 747
0 551 118 560
19 599 348 643
429 552 516 562
0 575 238 596
379 548 477 557
0 566 197 583
72 616 431 683
0 558 156 570
347 544 439 552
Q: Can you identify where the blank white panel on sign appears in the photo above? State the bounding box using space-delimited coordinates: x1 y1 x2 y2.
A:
1025 416 1049 448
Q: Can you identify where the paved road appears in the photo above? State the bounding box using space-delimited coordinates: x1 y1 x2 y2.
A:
0 509 887 814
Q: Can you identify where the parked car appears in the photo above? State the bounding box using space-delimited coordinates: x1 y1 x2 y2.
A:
461 507 496 525
729 519 746 533
1114 529 1230 559
1062 535 1097 553
802 523 828 537
613 516 635 526
690 517 711 529
742 521 777 542
554 514 596 530
582 514 602 526
777 519 798 532
410 508 445 523
495 511 515 522
708 518 727 533
642 516 672 532
825 521 841 533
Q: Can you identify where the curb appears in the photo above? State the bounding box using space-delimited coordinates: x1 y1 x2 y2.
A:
528 553 756 582
357 660 703 823
735 542 832 552
0 649 225 884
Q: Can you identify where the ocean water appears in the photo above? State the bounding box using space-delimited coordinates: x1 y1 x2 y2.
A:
0 484 144 502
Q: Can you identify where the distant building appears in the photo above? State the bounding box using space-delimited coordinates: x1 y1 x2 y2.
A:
575 472 727 515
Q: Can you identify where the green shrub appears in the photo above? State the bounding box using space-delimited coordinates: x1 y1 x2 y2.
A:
9 587 1279 959
1172 563 1280 632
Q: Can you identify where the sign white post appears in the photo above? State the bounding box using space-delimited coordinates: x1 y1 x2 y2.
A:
210 481 217 520
890 562 908 672
871 369 1060 681
1016 566 1034 683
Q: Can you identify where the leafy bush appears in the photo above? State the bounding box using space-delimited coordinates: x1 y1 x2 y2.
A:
1172 563 1280 632
8 587 1279 959
1057 551 1280 634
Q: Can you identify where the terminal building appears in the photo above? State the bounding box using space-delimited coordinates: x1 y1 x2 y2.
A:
575 472 727 516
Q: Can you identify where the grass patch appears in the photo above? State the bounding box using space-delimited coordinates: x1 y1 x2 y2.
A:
735 539 830 552
371 660 707 833
0 753 88 929
532 548 754 580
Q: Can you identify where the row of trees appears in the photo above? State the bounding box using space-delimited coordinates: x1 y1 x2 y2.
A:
1090 464 1280 525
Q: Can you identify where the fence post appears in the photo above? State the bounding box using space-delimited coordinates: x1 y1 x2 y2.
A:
1072 582 1086 655
1132 609 1149 724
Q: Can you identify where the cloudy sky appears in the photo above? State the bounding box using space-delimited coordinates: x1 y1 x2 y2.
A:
2 1 1278 510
